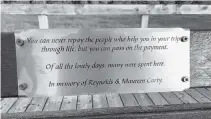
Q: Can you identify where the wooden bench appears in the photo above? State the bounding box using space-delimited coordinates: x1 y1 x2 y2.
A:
1 1 211 119
1 88 211 118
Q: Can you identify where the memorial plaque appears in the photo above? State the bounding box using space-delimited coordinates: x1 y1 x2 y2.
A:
15 28 190 97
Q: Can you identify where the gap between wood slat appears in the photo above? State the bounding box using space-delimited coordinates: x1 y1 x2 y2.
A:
185 89 211 103
173 91 198 104
77 95 92 110
160 92 184 104
43 97 63 112
133 93 154 106
8 98 33 113
93 94 108 108
106 93 123 107
119 93 139 107
60 96 77 110
0 98 18 113
147 93 169 105
195 88 211 101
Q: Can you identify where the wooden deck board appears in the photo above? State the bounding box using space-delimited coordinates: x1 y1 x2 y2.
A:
207 88 211 91
106 94 123 107
173 91 198 104
93 94 108 109
186 89 211 103
26 97 48 112
43 97 63 112
161 92 184 105
0 98 18 113
77 95 92 110
133 93 154 106
195 88 211 100
147 93 169 105
8 98 32 113
119 93 139 107
60 96 77 110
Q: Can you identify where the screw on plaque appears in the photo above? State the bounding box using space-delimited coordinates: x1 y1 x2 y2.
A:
19 83 28 90
16 38 24 46
181 76 189 82
181 36 188 42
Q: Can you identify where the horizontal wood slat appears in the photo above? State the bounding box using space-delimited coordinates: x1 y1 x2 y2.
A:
1 0 211 4
2 4 211 15
106 94 123 107
195 88 211 101
160 92 183 104
133 93 154 106
43 97 63 112
60 96 77 110
8 98 32 113
185 89 211 103
26 97 48 112
173 91 198 104
147 93 169 105
120 93 139 107
93 94 108 108
0 98 18 113
77 95 92 110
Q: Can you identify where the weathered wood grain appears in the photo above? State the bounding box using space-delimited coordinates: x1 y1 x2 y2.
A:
2 104 211 119
173 91 198 104
207 88 211 91
77 95 92 110
149 15 211 30
106 94 123 107
26 97 48 112
43 97 63 111
2 14 211 32
49 15 141 29
195 88 211 100
2 4 211 15
1 14 39 32
93 94 108 108
119 93 139 107
147 93 169 105
133 93 154 106
190 69 211 87
189 31 211 87
60 96 77 110
161 92 183 104
1 0 210 4
0 98 18 113
185 89 211 103
8 98 32 113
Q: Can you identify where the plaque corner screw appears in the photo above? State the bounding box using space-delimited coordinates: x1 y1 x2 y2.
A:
19 83 28 90
181 76 189 82
16 38 24 46
181 36 188 42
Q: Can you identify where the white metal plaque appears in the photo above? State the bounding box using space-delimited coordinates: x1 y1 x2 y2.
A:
15 28 190 97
